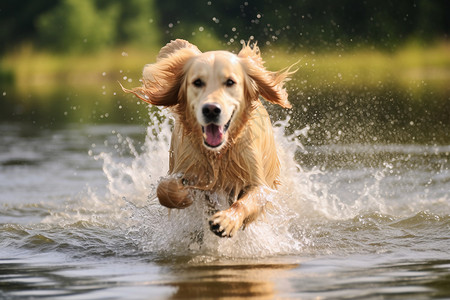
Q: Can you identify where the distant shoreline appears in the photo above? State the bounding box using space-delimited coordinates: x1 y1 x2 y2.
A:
1 41 449 98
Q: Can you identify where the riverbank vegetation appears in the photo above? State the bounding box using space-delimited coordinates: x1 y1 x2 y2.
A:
2 40 449 98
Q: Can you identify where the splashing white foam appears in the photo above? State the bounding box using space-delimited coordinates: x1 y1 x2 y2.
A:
87 109 318 258
90 106 406 258
271 116 386 221
63 108 398 258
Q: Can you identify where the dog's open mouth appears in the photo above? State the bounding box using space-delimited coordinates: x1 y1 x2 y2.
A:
202 117 232 148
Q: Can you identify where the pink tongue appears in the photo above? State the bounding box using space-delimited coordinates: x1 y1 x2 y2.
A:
205 124 224 147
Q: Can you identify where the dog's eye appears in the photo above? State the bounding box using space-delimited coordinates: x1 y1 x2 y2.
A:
225 79 235 87
193 79 204 87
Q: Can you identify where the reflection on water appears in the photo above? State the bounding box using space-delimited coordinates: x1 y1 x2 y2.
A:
164 261 298 300
1 252 449 299
1 82 449 145
278 85 450 145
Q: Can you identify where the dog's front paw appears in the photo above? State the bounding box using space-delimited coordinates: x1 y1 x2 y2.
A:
157 177 192 209
209 207 244 238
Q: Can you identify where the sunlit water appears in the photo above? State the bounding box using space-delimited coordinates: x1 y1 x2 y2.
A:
0 109 449 299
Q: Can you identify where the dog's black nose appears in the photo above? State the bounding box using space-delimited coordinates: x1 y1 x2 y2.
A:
202 103 221 121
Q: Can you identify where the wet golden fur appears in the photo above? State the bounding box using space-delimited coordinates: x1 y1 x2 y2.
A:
124 39 294 237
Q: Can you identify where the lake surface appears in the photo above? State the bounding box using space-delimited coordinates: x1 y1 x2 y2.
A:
1 96 449 299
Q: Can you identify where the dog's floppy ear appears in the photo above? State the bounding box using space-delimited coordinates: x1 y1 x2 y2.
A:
122 39 201 107
239 42 295 109
155 39 200 62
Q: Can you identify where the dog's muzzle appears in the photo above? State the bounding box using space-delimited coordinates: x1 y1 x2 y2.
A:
201 103 233 148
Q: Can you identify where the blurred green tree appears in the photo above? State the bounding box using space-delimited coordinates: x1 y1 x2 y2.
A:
0 0 58 53
111 0 160 47
36 0 160 52
37 0 118 52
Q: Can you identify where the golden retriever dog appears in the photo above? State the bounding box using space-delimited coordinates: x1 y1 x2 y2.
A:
123 39 294 237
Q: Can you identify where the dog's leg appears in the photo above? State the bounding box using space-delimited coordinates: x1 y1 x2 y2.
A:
209 186 265 237
157 176 193 209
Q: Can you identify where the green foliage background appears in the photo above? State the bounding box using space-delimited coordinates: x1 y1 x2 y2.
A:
0 0 448 53
1 0 161 53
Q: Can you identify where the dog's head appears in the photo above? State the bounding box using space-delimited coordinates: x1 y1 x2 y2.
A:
125 39 294 151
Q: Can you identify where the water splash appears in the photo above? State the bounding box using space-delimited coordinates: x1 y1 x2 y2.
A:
88 109 322 258
52 107 448 258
